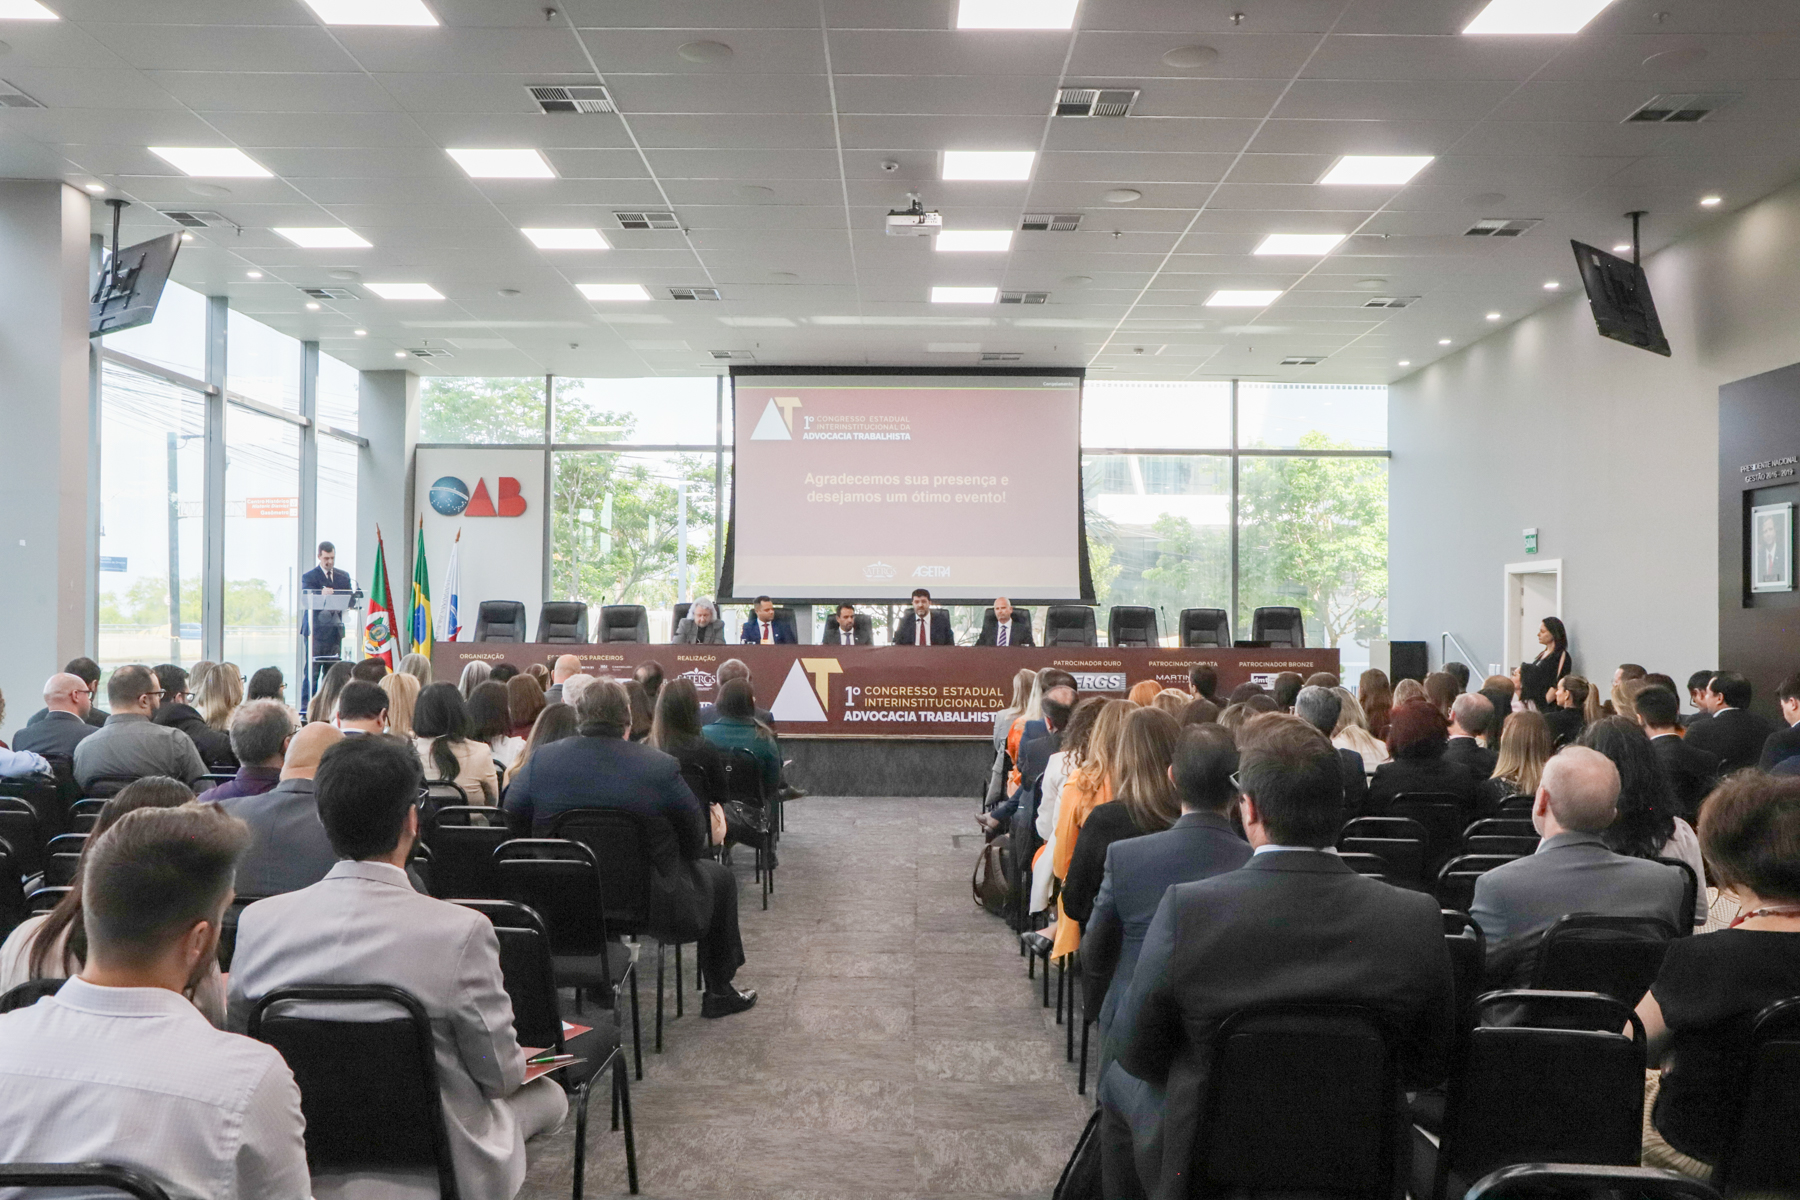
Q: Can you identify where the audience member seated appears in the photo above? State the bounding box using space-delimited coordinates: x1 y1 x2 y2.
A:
1329 686 1390 772
624 680 654 743
334 680 389 735
1393 678 1428 708
0 777 222 1021
458 659 492 701
12 671 98 761
1226 682 1266 706
149 662 234 769
489 663 518 685
1181 696 1219 726
1367 699 1480 815
1444 662 1470 693
511 702 577 778
700 659 775 726
1049 700 1134 960
1082 724 1250 1071
986 669 1036 807
1004 670 1078 795
0 687 50 780
398 651 434 689
1757 669 1800 772
1635 683 1720 821
466 679 520 768
1031 697 1106 916
1358 667 1394 739
1683 669 1715 728
414 681 499 805
0 803 308 1196
307 660 354 724
1295 685 1368 814
1637 771 1800 1178
1686 671 1778 774
1149 689 1190 719
505 673 545 741
1271 671 1303 712
220 723 343 897
1579 716 1708 927
381 669 420 738
1128 682 1166 715
192 660 245 761
1062 707 1183 927
1443 693 1498 778
701 679 782 797
228 735 566 1199
674 596 726 644
652 677 771 852
1470 746 1690 986
503 680 757 1018
634 660 664 703
1540 674 1589 746
1187 665 1218 705
74 664 208 791
1423 670 1460 716
542 654 582 706
24 656 107 730
246 665 286 702
981 687 1076 838
1098 714 1455 1200
350 655 389 684
1477 672 1515 739
1480 708 1552 812
197 700 294 802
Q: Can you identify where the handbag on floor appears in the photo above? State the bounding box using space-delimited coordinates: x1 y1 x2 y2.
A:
972 834 1014 917
1053 1108 1104 1200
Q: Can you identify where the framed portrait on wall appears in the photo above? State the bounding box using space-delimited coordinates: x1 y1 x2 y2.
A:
1751 502 1794 593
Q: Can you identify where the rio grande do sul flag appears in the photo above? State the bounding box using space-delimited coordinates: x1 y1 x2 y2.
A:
362 527 398 668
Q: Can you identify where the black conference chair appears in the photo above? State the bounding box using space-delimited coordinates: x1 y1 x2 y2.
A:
1250 605 1305 648
1433 853 1521 913
0 976 64 1013
1179 607 1232 648
473 600 528 643
825 612 874 645
0 797 45 878
1107 605 1159 648
720 748 776 909
249 984 460 1200
596 605 649 643
1339 851 1394 881
1193 1002 1404 1199
769 605 802 643
976 606 1032 646
1043 605 1097 647
1463 817 1537 841
0 840 24 939
1654 856 1699 934
215 894 268 972
0 1164 173 1199
68 798 105 832
536 601 590 644
422 806 512 900
1464 1164 1720 1200
1441 910 1486 1035
25 886 67 915
0 775 65 838
1390 794 1467 872
1711 995 1800 1193
1461 834 1540 859
42 832 85 888
1338 816 1430 889
1530 913 1678 1008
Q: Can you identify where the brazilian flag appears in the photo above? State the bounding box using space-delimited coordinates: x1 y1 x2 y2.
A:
410 519 432 656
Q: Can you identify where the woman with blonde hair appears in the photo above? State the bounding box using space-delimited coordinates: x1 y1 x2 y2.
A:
1049 698 1134 959
1392 678 1427 708
457 659 491 700
1127 679 1162 708
398 652 433 688
194 661 243 731
987 668 1036 808
1150 689 1191 718
380 670 420 738
1331 686 1391 772
1481 708 1552 811
306 661 353 725
1359 668 1394 740
186 660 216 697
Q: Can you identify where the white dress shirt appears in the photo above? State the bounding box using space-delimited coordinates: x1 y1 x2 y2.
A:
1030 749 1074 913
0 977 310 1200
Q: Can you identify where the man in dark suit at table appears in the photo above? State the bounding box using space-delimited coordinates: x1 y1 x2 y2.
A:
1685 671 1778 774
894 588 954 646
1682 669 1715 729
975 596 1034 647
299 541 354 690
1099 714 1455 1200
738 595 796 646
820 603 871 646
1443 693 1499 778
1757 670 1800 772
1635 684 1720 820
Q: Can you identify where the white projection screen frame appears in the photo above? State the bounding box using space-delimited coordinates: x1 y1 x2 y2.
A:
722 368 1094 604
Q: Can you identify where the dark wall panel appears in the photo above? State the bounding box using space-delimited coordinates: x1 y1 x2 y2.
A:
1718 362 1800 718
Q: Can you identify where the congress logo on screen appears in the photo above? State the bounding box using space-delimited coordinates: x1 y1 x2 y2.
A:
862 561 896 580
427 475 528 518
750 396 802 441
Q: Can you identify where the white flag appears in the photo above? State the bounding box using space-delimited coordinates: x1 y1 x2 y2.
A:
436 528 462 642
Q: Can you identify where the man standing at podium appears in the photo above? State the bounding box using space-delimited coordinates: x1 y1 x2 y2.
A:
300 541 354 689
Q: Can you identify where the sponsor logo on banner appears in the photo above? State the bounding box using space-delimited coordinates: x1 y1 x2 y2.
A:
678 668 718 694
1250 672 1280 688
750 396 803 441
770 658 843 722
428 475 528 518
863 561 896 580
912 565 950 578
1071 672 1128 692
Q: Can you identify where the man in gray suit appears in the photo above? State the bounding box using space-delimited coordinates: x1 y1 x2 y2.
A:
1471 745 1689 985
217 722 342 897
228 735 567 1200
673 597 726 645
820 602 871 645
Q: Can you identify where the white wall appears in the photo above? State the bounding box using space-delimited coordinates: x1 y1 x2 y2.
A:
413 447 545 641
1391 171 1800 688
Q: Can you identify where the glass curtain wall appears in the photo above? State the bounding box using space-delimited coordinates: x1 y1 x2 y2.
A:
316 352 361 581
222 406 301 679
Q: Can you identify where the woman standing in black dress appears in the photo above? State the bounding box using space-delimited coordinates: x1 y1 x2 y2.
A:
1517 616 1573 709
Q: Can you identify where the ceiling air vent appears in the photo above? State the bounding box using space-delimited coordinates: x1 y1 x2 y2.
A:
527 84 615 114
615 211 680 230
1361 296 1418 309
710 350 755 361
299 286 357 301
1021 213 1082 232
0 78 44 108
980 351 1024 362
669 286 721 301
408 347 454 360
1281 356 1326 366
158 210 230 228
1464 218 1541 238
999 291 1049 305
1625 93 1736 123
1054 87 1139 117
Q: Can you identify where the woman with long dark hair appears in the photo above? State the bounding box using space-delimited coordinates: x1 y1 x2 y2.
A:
1518 616 1574 709
701 679 781 795
511 702 578 778
412 681 498 804
1061 706 1183 924
307 660 354 724
465 680 518 769
652 678 756 848
1359 668 1394 740
1578 715 1707 925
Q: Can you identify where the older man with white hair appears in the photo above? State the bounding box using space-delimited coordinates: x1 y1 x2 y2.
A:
1471 745 1691 984
674 598 725 644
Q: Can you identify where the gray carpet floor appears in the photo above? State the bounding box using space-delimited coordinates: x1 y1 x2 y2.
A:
518 795 1093 1200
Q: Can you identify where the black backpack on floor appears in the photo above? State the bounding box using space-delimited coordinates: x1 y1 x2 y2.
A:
1054 1108 1104 1200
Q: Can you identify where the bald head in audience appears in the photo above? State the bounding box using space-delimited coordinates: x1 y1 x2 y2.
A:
282 723 341 781
1448 692 1493 741
43 672 91 716
1535 745 1620 836
552 655 582 684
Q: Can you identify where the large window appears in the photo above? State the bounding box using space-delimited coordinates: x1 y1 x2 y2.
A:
421 376 546 444
223 406 300 679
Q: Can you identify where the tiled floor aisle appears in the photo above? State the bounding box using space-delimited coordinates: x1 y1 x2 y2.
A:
519 795 1093 1200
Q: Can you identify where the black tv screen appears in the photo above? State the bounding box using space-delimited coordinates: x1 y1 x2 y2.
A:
1570 239 1670 357
90 231 182 337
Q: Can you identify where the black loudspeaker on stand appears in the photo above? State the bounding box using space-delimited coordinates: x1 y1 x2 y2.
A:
1389 641 1429 683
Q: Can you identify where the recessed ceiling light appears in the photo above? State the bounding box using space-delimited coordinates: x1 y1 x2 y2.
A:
354 329 367 336
1254 233 1346 256
1319 155 1434 186
305 302 321 310
931 286 998 304
1700 194 1721 207
180 233 193 241
1438 338 1452 345
0 0 58 18
936 230 1013 252
1204 289 1283 307
82 182 105 194
522 227 610 250
245 270 263 279
273 226 371 249
955 0 1079 29
395 351 407 358
446 148 555 179
1613 243 1632 254
941 150 1035 181
1543 280 1560 289
366 282 443 300
1463 0 1616 35
149 147 271 178
300 0 437 24
577 283 651 301
1398 360 1411 366
1486 311 1502 320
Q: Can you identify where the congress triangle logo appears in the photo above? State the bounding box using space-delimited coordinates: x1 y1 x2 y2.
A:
750 398 792 441
770 661 827 721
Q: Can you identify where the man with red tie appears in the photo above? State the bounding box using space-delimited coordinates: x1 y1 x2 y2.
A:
738 595 796 645
894 588 955 646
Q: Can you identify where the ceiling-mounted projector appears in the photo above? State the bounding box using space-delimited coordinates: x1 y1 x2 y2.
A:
886 193 942 237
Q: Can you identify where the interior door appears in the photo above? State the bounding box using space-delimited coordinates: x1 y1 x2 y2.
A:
1517 572 1559 666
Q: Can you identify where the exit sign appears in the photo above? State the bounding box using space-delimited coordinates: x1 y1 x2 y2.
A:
1524 527 1539 555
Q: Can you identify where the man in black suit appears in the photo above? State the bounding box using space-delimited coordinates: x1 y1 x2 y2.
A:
504 678 757 1018
1682 669 1716 729
974 596 1034 647
981 686 1073 835
1099 715 1455 1200
1757 670 1800 772
1083 725 1251 1067
737 595 796 645
893 587 953 646
819 602 871 646
13 672 99 758
24 657 106 731
1635 685 1720 820
1685 671 1778 774
299 541 354 692
1293 685 1367 816
1443 693 1499 778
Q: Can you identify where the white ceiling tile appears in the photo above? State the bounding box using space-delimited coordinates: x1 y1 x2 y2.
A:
81 24 359 71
